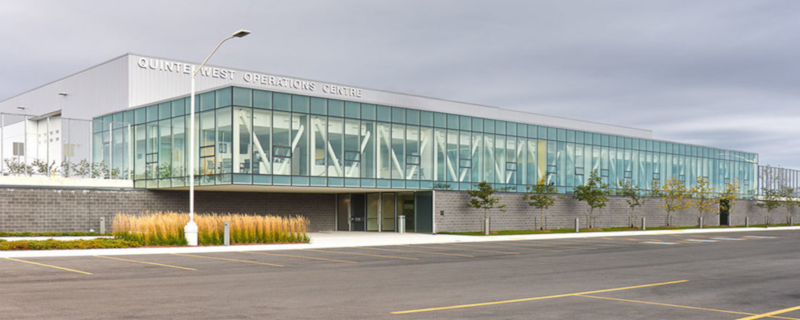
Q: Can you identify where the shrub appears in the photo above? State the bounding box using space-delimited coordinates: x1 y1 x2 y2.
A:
113 212 309 246
0 239 141 251
0 231 108 237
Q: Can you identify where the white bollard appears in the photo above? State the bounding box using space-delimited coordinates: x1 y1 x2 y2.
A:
184 221 198 246
224 221 231 246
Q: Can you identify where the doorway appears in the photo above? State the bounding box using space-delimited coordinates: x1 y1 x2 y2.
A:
338 191 431 233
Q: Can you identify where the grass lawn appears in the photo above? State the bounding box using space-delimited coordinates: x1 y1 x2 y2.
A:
437 223 790 236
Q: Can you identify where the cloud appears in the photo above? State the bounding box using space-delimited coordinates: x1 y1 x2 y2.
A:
1 0 799 169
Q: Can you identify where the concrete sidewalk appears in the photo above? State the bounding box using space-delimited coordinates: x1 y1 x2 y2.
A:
2 226 798 258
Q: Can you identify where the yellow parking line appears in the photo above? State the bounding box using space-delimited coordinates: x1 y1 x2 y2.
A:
303 249 419 261
5 257 92 275
738 305 800 320
577 295 800 319
241 251 357 264
359 247 473 258
423 244 520 255
390 280 688 314
172 253 283 267
94 255 196 271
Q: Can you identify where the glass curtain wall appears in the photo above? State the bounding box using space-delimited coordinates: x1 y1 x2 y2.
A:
97 86 759 195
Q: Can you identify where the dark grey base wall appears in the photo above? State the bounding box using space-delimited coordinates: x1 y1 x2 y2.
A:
433 191 799 233
0 188 335 233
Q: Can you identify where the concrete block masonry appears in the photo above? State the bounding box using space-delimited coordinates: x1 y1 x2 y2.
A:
433 190 798 233
0 188 335 233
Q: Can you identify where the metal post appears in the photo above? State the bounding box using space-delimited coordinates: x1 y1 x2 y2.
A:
1 113 4 174
699 217 703 229
745 216 749 228
398 215 406 233
128 124 133 179
484 217 490 235
23 115 27 171
575 218 579 233
185 65 199 246
108 122 113 179
88 120 92 170
642 217 646 231
46 116 50 167
224 221 230 246
100 217 106 235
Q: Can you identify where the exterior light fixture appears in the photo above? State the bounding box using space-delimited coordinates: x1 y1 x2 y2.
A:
186 29 251 246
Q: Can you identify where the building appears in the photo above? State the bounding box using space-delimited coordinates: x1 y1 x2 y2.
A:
2 53 791 233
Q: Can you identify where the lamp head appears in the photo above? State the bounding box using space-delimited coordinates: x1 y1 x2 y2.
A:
232 29 251 38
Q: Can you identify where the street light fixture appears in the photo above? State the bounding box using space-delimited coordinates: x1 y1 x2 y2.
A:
185 29 251 246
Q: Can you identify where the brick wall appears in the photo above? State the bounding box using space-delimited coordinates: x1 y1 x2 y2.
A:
0 188 335 233
434 191 798 233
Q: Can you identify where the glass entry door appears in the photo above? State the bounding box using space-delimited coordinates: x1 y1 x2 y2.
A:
398 192 415 232
382 193 395 231
366 193 380 231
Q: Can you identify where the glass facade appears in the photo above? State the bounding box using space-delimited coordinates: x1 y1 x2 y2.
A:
95 86 759 194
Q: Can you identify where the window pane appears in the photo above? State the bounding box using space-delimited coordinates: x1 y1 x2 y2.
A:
292 95 309 113
252 109 272 175
232 108 252 174
273 93 291 111
233 87 252 107
216 87 232 108
253 90 272 109
345 101 360 118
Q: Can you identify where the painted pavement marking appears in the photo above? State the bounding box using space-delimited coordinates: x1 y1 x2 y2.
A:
4 257 92 275
94 255 196 271
390 280 688 314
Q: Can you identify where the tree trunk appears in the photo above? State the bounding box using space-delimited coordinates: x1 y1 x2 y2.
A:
540 209 544 231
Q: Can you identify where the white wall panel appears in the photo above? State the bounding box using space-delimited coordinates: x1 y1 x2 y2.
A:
0 55 129 120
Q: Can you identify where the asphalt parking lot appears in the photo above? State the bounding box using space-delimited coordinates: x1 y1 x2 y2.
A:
1 230 799 319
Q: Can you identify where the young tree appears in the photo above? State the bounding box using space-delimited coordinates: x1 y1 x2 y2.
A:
756 187 781 225
467 181 506 235
779 186 798 224
719 179 741 226
618 180 646 228
690 176 717 227
573 170 609 228
524 178 558 230
659 177 690 226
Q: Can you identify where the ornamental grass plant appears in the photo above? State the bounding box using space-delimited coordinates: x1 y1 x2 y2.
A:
113 212 309 246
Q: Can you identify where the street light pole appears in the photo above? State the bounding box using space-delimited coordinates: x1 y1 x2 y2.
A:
185 29 250 246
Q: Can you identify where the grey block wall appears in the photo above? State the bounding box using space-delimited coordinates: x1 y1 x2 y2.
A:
0 188 335 233
434 191 798 233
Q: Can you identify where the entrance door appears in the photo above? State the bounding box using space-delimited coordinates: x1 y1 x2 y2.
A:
382 193 396 231
366 193 380 231
351 194 366 231
398 192 415 232
337 194 349 231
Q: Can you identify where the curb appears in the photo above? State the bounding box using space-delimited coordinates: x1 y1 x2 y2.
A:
1 226 798 258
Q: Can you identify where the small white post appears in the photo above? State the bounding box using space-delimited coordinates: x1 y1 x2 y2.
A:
224 221 230 246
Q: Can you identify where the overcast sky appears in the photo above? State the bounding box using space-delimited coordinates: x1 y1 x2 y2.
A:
1 0 798 168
